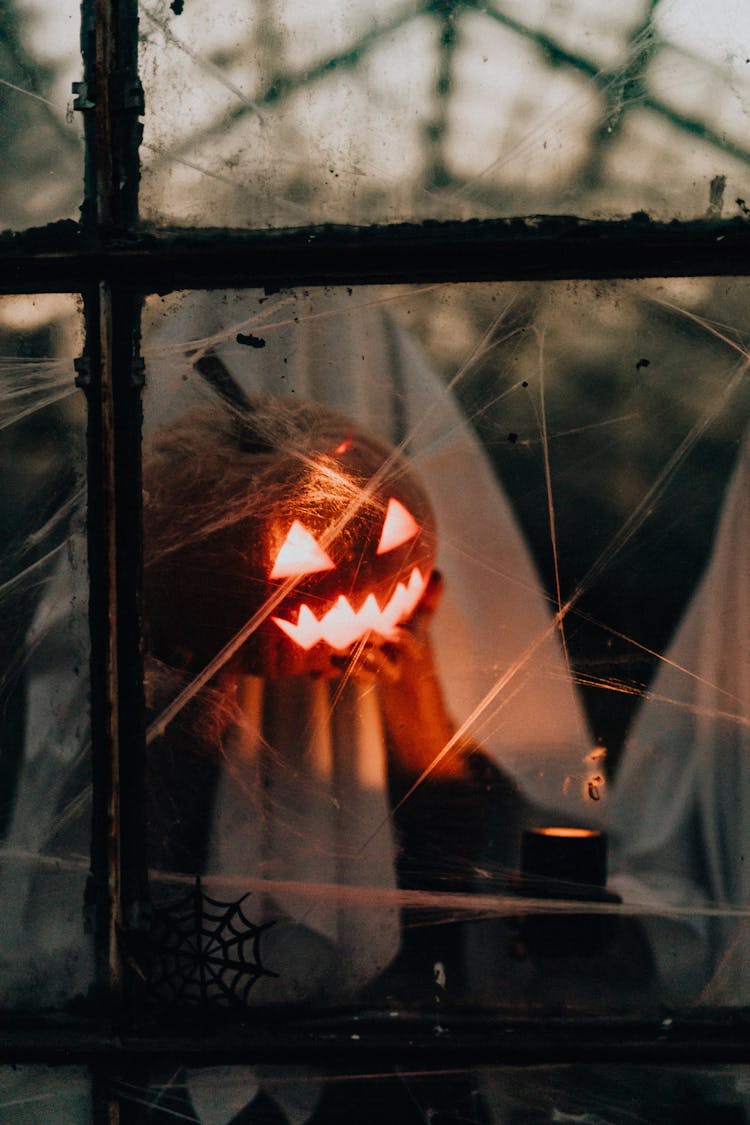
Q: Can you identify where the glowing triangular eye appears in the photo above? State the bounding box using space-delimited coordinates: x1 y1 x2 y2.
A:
376 497 420 555
270 520 336 579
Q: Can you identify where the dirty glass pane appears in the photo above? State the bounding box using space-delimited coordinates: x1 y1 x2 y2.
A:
0 295 90 1013
95 1062 750 1121
3 1062 748 1121
0 1066 90 1123
0 0 83 232
139 0 750 228
128 281 749 1020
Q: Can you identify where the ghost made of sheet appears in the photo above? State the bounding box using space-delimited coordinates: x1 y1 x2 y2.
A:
609 427 750 1005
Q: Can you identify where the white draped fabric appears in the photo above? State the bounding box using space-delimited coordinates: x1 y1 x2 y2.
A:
610 428 750 1004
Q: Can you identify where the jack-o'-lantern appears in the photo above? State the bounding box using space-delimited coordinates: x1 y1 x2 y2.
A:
143 395 437 679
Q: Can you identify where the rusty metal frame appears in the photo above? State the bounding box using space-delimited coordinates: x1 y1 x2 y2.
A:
75 0 147 1042
2 214 750 294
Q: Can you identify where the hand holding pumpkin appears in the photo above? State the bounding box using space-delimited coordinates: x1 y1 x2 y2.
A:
330 571 473 782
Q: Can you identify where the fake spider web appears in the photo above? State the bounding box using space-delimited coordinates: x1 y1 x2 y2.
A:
1 283 750 1124
142 878 278 1009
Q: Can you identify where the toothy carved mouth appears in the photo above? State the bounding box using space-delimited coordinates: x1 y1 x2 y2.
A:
272 566 429 650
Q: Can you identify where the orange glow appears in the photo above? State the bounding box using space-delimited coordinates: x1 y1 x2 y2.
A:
270 520 336 579
376 497 420 555
536 827 600 838
272 566 429 650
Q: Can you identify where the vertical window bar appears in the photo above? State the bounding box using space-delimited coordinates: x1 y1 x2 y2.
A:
77 0 143 231
77 0 146 1054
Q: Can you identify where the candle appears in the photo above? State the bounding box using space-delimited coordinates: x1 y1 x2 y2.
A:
517 827 618 960
521 826 607 892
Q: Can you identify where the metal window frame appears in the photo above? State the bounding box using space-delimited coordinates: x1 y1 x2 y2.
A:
3 0 750 1109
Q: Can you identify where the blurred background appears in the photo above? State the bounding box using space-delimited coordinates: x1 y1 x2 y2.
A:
4 0 750 231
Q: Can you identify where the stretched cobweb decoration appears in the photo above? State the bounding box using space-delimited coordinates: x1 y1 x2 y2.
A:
143 878 278 1008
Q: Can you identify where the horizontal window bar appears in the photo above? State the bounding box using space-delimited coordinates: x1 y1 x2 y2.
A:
3 1012 750 1066
1 216 750 293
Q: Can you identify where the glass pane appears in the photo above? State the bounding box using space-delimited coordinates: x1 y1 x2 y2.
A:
139 0 750 227
0 1066 89 1123
1 0 83 232
135 280 750 1019
0 295 90 1012
106 1062 750 1122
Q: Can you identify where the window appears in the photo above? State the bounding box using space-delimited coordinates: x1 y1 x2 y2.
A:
2 2 750 1122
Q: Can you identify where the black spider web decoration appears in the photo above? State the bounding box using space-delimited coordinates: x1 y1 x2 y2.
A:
142 878 279 1008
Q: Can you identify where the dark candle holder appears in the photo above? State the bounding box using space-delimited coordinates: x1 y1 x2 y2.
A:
521 826 607 892
516 826 620 959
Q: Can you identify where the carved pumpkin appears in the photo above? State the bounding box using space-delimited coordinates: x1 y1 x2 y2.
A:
143 395 437 679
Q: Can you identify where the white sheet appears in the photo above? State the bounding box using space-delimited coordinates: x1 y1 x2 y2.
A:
610 428 750 1004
